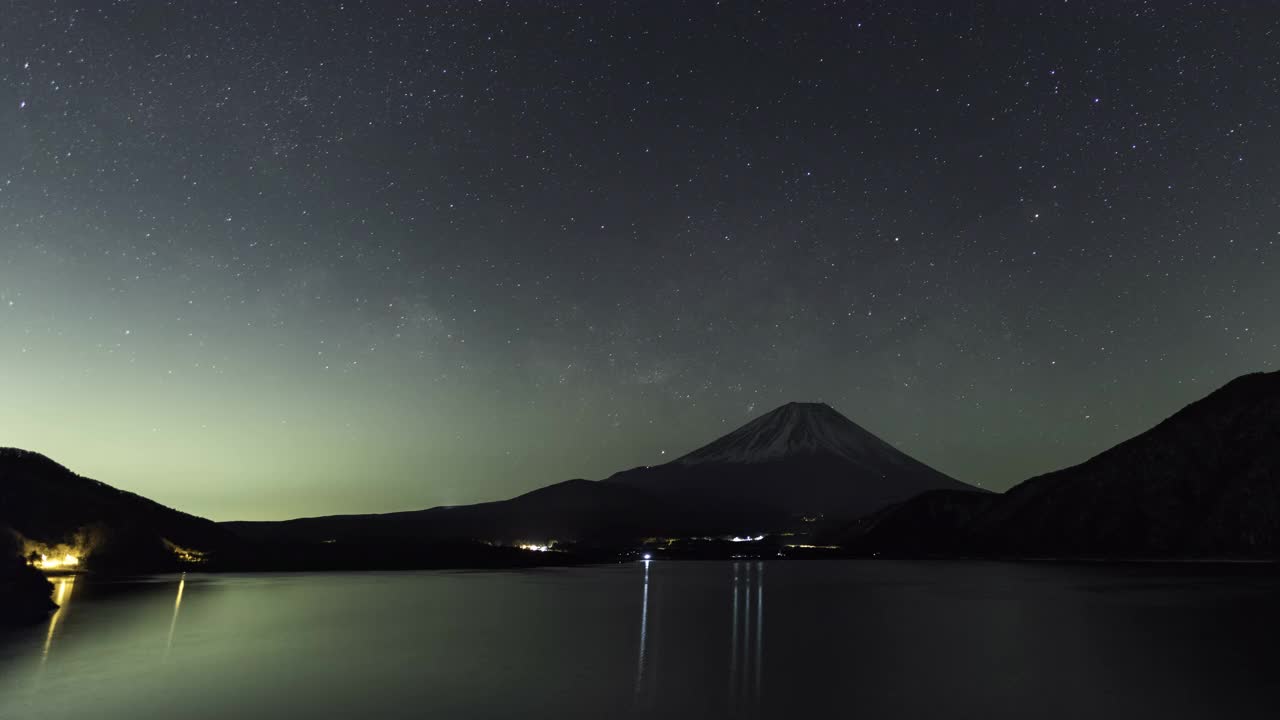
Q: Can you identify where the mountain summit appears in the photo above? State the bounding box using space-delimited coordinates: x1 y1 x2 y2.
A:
608 401 979 518
675 402 916 467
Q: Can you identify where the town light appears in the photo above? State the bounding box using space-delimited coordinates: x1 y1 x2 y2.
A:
38 553 79 570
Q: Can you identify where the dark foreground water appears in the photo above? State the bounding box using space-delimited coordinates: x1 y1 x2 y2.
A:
3 560 1280 719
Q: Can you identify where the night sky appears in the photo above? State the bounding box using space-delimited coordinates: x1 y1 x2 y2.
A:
2 1 1278 521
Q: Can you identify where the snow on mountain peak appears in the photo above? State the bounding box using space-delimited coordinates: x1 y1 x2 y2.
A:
672 401 906 466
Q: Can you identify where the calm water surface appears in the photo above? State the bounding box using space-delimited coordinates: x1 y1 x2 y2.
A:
3 560 1280 719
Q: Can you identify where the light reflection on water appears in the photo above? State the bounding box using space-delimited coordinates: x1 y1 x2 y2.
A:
633 558 651 707
34 573 187 670
728 561 764 715
637 559 767 716
163 573 186 662
5 562 1280 720
41 575 77 664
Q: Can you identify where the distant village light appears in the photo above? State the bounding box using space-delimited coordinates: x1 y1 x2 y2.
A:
37 553 79 570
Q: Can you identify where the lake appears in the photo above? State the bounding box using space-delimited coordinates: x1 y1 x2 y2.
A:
2 560 1279 719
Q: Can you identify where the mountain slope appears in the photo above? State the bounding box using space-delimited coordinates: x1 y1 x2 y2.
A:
225 475 791 545
227 402 972 545
675 402 922 467
852 371 1280 558
839 489 997 555
972 371 1280 556
0 448 234 570
606 402 978 519
226 479 671 544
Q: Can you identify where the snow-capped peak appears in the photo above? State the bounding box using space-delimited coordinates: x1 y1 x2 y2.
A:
672 402 907 466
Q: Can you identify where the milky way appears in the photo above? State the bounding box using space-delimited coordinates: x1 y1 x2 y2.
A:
2 2 1277 520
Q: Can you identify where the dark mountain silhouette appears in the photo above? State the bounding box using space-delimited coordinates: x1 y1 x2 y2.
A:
849 371 1280 558
228 402 976 545
836 489 996 556
605 401 977 519
0 448 235 571
226 479 676 544
0 447 618 573
0 531 55 626
225 477 789 546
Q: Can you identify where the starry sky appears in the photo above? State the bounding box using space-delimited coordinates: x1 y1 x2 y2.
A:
2 1 1278 521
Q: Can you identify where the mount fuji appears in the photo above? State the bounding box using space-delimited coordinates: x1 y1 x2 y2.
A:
674 402 923 466
605 402 978 519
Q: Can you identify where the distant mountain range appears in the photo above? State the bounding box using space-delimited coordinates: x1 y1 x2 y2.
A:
0 449 594 577
227 401 977 545
849 371 1280 558
5 370 1280 582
